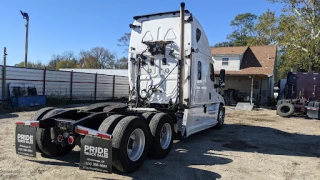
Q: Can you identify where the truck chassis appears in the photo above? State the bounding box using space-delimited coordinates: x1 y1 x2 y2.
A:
16 102 224 173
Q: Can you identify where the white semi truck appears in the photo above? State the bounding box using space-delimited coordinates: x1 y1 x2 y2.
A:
15 2 226 173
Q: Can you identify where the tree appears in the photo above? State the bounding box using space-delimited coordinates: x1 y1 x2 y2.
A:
48 51 76 70
115 57 128 69
17 61 45 69
269 0 320 72
117 33 131 52
212 41 234 47
250 9 278 46
56 59 78 69
79 47 116 69
227 13 257 46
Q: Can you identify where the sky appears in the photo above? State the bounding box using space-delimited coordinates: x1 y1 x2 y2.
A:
0 0 283 66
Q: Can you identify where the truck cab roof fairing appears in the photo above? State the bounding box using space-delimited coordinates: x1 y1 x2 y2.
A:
133 10 190 20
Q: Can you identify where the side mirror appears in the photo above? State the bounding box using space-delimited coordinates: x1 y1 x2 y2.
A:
219 69 225 88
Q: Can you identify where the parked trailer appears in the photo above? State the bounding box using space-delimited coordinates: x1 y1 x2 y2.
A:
15 3 226 173
277 71 320 119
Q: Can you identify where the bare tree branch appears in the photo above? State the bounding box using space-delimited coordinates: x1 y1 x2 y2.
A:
293 8 302 16
284 43 309 52
315 30 320 39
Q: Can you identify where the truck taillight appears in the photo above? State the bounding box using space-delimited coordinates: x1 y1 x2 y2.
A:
68 136 74 144
57 135 63 142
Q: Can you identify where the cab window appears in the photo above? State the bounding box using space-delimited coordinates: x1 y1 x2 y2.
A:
198 61 202 80
210 63 215 82
196 28 201 42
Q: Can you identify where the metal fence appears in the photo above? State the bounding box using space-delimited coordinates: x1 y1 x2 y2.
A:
0 65 129 102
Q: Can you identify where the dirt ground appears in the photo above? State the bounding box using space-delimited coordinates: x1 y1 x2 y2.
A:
0 107 319 180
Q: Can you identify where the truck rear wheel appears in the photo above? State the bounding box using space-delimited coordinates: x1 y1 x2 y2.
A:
112 116 149 173
32 107 55 152
98 114 124 134
277 103 294 117
36 108 75 157
142 112 156 124
215 106 225 129
149 113 173 159
32 107 55 121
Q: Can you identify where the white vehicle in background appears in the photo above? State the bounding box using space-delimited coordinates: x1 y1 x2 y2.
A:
15 2 226 173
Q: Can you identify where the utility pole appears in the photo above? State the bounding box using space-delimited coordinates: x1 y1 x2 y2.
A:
2 47 7 100
20 10 29 67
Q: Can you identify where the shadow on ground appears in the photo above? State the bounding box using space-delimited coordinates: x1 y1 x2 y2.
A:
212 124 320 158
27 131 232 180
0 113 19 120
28 150 80 167
26 123 320 179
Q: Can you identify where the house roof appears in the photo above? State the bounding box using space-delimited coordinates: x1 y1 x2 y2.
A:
213 45 277 77
211 46 248 55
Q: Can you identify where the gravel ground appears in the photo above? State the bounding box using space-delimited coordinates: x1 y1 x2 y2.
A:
0 106 319 180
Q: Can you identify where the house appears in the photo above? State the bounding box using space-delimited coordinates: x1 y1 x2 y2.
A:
211 45 277 105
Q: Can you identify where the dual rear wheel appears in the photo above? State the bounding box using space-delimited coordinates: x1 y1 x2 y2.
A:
98 112 174 173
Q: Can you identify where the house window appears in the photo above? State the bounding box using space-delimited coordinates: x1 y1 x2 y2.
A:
198 61 202 80
222 58 229 66
253 80 260 89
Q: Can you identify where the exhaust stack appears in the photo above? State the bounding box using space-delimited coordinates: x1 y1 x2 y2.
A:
179 2 185 109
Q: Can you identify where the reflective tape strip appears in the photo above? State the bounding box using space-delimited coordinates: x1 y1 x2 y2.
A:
15 122 25 126
306 107 319 110
75 125 112 140
15 121 39 127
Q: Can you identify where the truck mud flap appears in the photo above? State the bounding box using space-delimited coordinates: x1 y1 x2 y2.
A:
15 121 39 157
76 126 113 173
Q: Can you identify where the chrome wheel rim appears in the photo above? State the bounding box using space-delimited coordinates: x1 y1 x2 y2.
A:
160 123 172 149
127 128 145 161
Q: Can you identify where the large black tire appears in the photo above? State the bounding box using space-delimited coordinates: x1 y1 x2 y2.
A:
112 116 149 173
215 106 225 129
89 102 124 108
31 107 55 120
141 112 156 154
36 108 75 157
277 103 294 117
31 107 55 152
98 114 124 134
142 112 156 124
89 102 112 108
149 113 173 159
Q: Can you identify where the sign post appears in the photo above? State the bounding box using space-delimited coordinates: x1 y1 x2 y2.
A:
2 47 7 100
